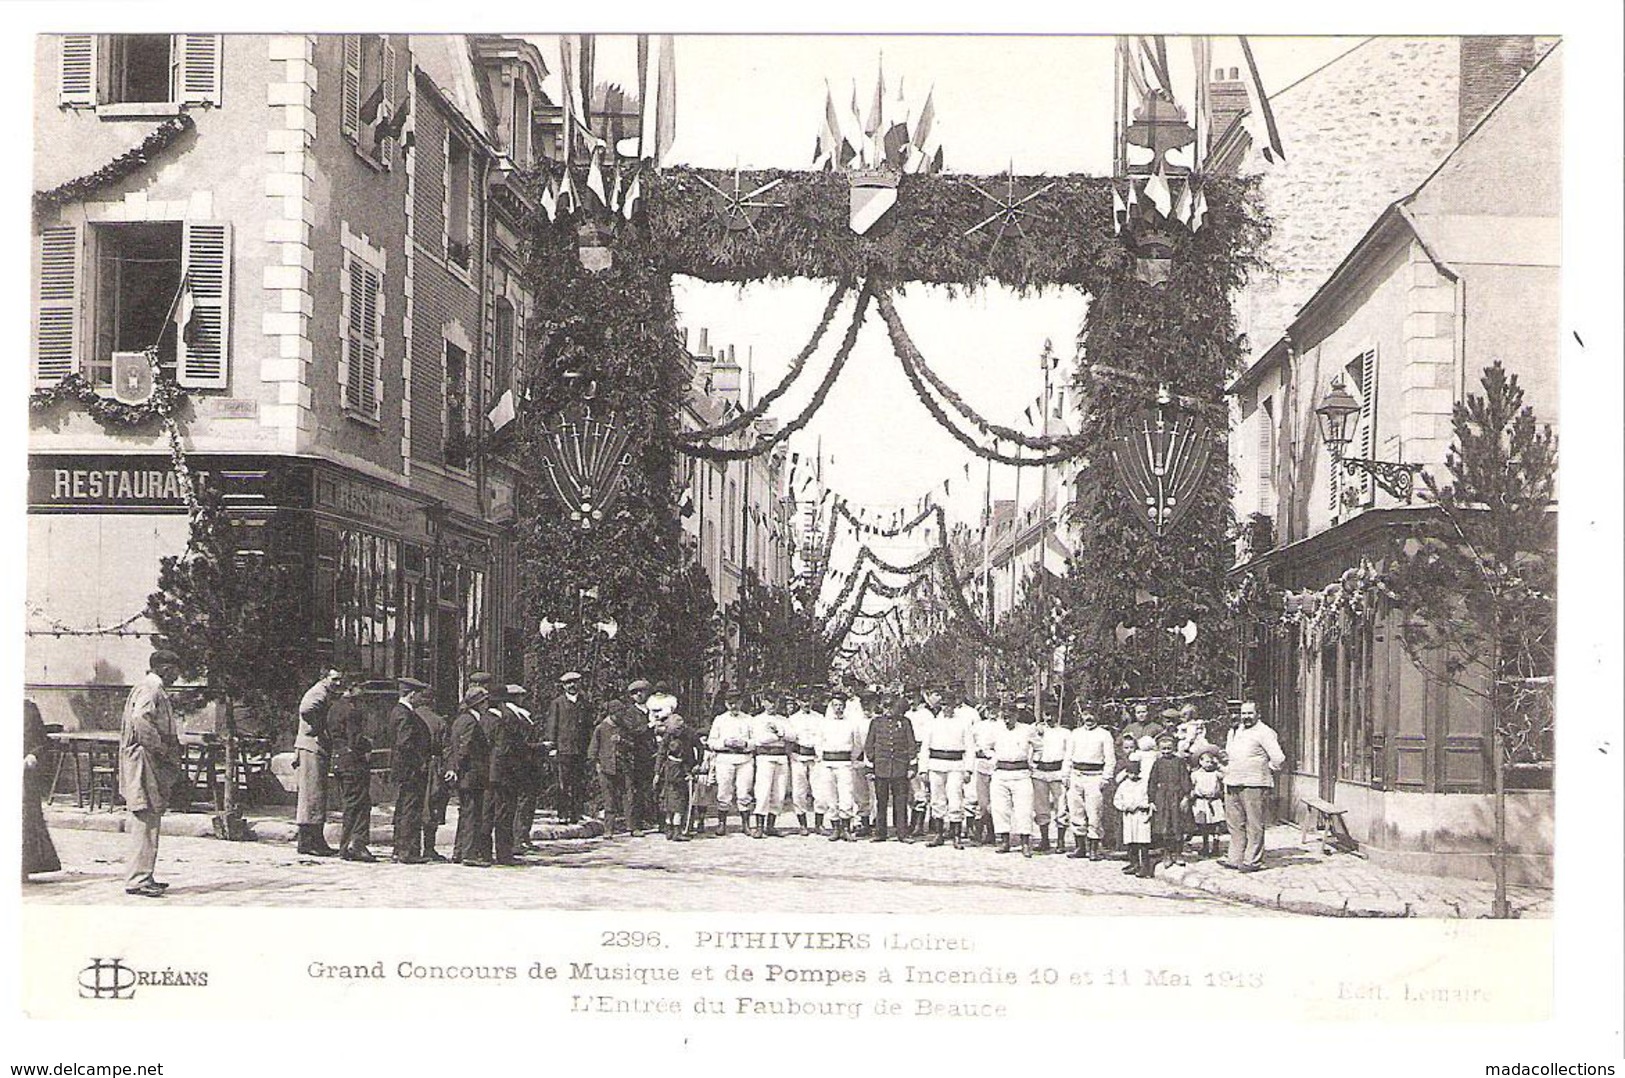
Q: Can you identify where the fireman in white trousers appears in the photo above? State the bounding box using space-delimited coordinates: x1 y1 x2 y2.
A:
919 685 975 848
816 688 863 840
705 689 755 835
1065 710 1117 859
969 693 1000 844
1031 709 1071 853
749 690 792 838
989 701 1041 857
785 689 822 833
846 688 875 834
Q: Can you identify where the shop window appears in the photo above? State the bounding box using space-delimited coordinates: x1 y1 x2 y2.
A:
330 528 402 678
446 134 472 269
33 221 231 390
1338 622 1374 785
58 34 222 110
444 340 470 468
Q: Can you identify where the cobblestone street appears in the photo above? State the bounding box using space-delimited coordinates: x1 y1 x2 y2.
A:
25 826 1285 916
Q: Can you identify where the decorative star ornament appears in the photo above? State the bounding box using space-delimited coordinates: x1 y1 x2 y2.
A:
694 167 787 239
963 165 1059 257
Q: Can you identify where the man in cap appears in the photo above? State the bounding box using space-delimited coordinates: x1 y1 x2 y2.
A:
1064 708 1117 859
588 690 633 837
448 684 493 867
903 685 933 837
863 688 919 842
816 686 864 841
483 681 530 865
705 687 755 836
627 679 659 832
328 677 376 862
505 684 543 852
748 688 793 838
543 671 591 823
1030 703 1070 854
293 668 344 856
389 677 433 863
990 700 1041 857
918 683 973 849
419 689 453 861
784 687 822 834
118 649 185 897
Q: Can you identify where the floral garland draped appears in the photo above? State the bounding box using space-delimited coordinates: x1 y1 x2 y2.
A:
836 499 937 539
33 115 195 217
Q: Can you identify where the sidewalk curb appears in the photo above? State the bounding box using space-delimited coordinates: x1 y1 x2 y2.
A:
1157 863 1409 918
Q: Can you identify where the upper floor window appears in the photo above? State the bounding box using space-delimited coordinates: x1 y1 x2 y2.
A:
59 35 222 112
446 133 473 269
444 339 471 469
339 235 386 423
492 298 516 401
32 220 231 391
341 35 397 169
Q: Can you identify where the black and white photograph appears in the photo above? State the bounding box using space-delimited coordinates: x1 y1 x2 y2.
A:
8 7 1622 1071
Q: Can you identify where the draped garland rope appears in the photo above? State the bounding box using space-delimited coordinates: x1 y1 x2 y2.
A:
836 499 937 539
679 281 852 443
677 282 874 461
875 288 1080 467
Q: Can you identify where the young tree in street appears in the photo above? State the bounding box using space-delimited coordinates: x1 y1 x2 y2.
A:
146 496 310 839
1386 361 1557 916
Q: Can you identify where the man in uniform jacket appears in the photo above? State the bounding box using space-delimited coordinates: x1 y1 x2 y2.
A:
544 672 591 823
448 686 493 867
483 683 530 865
328 681 375 862
389 678 433 864
294 669 344 856
420 701 452 861
863 692 919 843
119 649 185 897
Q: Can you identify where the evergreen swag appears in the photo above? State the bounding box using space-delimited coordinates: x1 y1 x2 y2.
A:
30 371 188 430
519 163 1267 695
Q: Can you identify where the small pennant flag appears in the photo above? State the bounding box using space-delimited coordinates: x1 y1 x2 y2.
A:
621 169 641 220
1112 186 1126 234
586 152 609 207
540 177 558 221
1174 179 1194 225
1190 186 1209 231
558 170 577 215
486 388 517 432
1144 167 1173 218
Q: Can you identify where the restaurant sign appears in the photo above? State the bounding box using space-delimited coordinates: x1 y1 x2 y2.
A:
28 454 305 513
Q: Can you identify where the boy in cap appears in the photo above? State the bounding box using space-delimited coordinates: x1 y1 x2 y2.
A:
588 696 632 837
328 677 375 861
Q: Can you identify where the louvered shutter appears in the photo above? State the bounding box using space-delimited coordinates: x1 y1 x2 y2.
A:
34 226 82 387
377 39 396 167
343 258 382 420
178 221 230 388
1257 399 1275 514
59 35 97 107
176 34 222 107
341 35 361 140
1354 350 1377 504
366 265 384 419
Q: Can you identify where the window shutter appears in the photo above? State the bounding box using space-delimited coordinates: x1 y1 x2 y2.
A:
176 34 223 107
1355 350 1377 504
34 226 82 387
343 258 382 420
377 39 396 167
366 264 384 420
59 35 97 107
178 221 231 388
341 35 361 140
340 254 355 412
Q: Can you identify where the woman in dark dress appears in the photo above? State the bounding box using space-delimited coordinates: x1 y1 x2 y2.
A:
1146 732 1193 867
23 700 61 880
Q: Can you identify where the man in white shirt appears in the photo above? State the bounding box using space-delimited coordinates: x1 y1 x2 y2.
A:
919 685 975 849
1222 700 1286 871
705 688 755 836
989 700 1041 857
903 686 934 838
1065 709 1117 859
968 690 1000 846
1031 707 1071 853
844 685 875 835
749 689 792 838
785 688 823 835
816 687 864 841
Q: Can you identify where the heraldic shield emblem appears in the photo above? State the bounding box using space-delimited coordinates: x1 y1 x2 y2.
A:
847 169 899 235
1110 396 1214 538
111 351 155 406
536 402 635 530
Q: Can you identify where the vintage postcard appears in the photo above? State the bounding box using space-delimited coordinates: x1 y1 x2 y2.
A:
8 4 1621 1072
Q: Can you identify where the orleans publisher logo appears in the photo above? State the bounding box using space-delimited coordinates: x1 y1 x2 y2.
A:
78 959 137 1000
78 957 209 1000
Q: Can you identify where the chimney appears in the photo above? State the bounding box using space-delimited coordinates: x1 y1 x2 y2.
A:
697 327 710 355
711 342 741 405
1208 65 1249 152
1459 36 1540 141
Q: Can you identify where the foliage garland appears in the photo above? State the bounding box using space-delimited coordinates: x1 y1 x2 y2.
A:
34 115 196 216
678 281 851 443
836 498 936 538
30 371 189 431
676 283 873 461
876 289 1080 467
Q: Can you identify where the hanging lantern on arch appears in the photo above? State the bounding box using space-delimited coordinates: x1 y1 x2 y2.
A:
537 401 635 529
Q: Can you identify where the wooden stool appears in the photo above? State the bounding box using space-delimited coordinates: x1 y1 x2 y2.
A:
1300 795 1363 857
88 744 119 811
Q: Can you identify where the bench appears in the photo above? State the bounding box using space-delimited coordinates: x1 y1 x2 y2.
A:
1300 795 1364 857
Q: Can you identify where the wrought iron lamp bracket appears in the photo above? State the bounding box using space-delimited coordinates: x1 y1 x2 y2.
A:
1336 454 1423 503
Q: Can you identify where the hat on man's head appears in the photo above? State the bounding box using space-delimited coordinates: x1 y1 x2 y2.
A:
505 684 529 698
1161 707 1183 721
627 678 653 695
149 649 181 670
462 686 490 706
398 676 430 692
559 671 583 684
469 671 494 686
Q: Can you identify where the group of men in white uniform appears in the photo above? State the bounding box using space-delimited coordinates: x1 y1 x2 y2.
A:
700 682 1123 858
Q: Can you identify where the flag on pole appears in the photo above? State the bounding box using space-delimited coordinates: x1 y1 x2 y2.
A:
540 176 558 221
586 149 608 207
1144 165 1173 218
487 388 517 432
1190 186 1209 231
1174 178 1194 224
621 168 641 220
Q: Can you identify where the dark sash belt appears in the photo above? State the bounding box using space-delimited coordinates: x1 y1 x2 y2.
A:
1034 760 1063 772
1072 762 1105 773
995 760 1030 771
928 748 965 761
792 746 817 757
756 746 787 756
821 751 853 762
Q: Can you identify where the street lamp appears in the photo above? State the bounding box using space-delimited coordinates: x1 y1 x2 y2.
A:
1314 375 1423 503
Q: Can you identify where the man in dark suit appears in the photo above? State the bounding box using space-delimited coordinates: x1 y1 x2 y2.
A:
328 681 375 861
389 677 432 864
420 697 452 862
448 685 492 867
484 683 530 865
506 684 542 852
543 672 591 823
